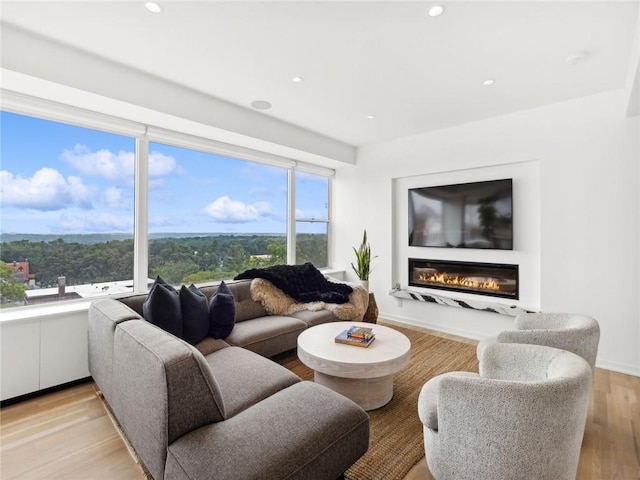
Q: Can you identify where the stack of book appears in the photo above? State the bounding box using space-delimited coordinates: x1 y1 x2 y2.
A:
334 326 375 348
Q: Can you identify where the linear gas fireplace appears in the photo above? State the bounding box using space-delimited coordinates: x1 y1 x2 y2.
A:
409 258 519 300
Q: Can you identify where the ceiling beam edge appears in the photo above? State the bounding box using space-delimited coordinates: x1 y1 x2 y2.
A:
0 23 356 167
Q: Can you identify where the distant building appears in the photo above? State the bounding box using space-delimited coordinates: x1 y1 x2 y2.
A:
4 261 36 288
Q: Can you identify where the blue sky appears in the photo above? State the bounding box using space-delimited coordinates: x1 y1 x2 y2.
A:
0 111 327 235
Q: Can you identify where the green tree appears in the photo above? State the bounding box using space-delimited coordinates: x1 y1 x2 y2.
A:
224 243 248 273
182 270 237 285
267 241 286 264
0 263 26 305
151 260 200 285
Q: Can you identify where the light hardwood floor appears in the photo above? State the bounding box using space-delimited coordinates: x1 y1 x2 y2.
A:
1 327 638 480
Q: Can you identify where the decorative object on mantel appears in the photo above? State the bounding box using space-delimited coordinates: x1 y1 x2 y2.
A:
389 287 536 317
351 229 376 290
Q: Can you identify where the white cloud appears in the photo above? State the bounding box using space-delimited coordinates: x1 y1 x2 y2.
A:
148 150 179 178
102 187 128 209
61 145 179 185
203 195 273 223
0 168 95 210
58 211 133 232
61 144 134 184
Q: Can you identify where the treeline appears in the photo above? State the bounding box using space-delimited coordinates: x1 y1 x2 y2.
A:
0 234 327 291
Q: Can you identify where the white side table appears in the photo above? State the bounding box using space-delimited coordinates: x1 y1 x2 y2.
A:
297 322 411 410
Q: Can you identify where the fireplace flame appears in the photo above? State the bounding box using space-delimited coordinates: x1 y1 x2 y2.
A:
418 272 501 291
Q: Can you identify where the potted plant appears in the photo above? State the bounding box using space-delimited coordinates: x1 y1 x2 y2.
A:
351 230 376 290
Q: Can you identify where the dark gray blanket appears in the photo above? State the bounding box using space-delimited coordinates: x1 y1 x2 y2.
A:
234 263 353 304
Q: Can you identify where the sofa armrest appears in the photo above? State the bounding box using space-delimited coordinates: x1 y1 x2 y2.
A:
88 298 141 403
112 319 226 480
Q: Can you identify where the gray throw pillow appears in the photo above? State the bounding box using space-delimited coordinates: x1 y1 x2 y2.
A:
209 280 236 339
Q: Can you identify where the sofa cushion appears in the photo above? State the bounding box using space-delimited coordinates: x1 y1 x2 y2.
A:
224 279 268 321
209 280 236 339
165 381 369 480
203 346 300 418
225 315 307 357
195 337 231 357
143 276 182 338
180 284 210 345
289 309 340 327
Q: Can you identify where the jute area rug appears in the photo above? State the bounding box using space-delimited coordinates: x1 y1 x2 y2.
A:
277 320 479 480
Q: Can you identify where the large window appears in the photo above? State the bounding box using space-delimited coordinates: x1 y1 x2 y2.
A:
0 109 334 309
295 171 329 267
0 111 136 307
146 142 288 285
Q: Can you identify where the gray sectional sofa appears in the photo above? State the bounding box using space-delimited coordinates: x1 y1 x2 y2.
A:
88 279 370 480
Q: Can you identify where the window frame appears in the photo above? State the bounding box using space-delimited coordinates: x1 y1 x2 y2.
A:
293 169 331 268
0 92 335 310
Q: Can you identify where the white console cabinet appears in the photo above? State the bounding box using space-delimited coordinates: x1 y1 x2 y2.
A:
1 305 91 401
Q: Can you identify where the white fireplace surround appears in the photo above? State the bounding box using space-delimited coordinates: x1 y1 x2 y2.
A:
392 160 541 312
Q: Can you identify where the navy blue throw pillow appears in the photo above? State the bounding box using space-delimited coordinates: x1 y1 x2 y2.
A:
180 285 209 345
209 280 236 339
143 276 182 338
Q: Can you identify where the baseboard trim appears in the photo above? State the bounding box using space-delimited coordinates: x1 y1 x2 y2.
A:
595 359 640 377
381 312 486 342
382 312 640 378
0 376 93 407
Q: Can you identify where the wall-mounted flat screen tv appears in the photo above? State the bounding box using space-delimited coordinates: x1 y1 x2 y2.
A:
408 178 513 249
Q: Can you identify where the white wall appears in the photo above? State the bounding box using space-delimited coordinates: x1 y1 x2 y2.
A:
333 88 640 376
392 161 540 309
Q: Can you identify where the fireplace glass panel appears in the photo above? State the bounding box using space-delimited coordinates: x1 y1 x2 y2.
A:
409 258 518 300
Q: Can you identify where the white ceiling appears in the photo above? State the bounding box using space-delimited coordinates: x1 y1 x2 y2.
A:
1 1 638 147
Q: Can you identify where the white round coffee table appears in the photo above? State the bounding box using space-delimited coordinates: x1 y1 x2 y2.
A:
297 322 411 410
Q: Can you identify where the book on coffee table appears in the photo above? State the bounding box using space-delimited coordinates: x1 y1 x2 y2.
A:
346 326 374 340
335 329 376 348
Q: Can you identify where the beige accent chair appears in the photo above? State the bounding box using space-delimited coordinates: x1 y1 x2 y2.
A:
476 313 600 374
418 343 592 480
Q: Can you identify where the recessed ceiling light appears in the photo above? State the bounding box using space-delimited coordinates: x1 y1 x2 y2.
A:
482 79 495 86
251 100 272 110
292 76 304 83
428 5 445 17
365 115 375 120
145 2 162 13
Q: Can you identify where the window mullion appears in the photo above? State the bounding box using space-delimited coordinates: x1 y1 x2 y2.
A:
287 169 296 265
134 135 149 292
326 176 333 269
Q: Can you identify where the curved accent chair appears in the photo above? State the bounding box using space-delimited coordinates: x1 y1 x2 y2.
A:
418 343 592 480
476 313 600 374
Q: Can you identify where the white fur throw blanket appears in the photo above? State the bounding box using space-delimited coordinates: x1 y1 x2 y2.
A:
250 277 369 321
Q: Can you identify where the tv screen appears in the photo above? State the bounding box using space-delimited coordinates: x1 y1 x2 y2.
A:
408 178 513 249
